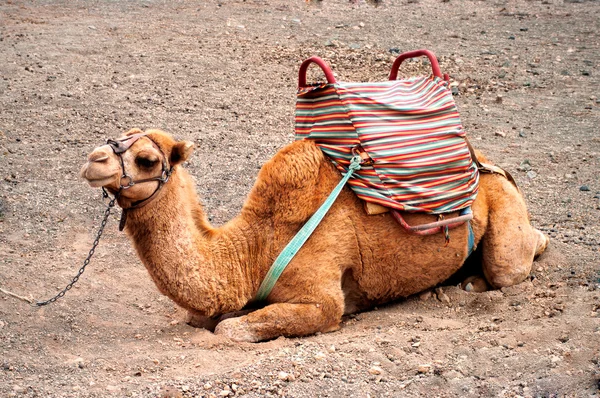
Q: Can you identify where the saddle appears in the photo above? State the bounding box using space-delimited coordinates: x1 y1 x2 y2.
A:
295 49 514 235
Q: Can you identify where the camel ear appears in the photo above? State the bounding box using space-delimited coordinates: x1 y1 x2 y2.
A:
170 141 194 166
124 128 144 137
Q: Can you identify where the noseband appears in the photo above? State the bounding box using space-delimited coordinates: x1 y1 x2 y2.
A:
106 133 173 230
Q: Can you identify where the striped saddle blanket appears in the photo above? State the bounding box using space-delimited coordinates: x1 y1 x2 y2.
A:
295 62 479 215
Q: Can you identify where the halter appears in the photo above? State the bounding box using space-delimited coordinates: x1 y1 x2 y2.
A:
106 133 173 230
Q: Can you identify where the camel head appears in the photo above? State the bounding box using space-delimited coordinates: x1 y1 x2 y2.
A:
80 128 194 209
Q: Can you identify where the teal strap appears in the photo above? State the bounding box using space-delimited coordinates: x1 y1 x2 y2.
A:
460 207 476 256
254 156 362 301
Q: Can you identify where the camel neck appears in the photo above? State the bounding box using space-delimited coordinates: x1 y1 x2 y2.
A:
124 168 268 317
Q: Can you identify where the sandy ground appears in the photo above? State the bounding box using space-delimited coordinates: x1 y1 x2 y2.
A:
0 0 599 397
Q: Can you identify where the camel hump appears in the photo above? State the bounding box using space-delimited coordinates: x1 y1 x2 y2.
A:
262 140 328 189
244 140 336 224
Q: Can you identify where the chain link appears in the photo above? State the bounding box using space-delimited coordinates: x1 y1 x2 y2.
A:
35 195 117 307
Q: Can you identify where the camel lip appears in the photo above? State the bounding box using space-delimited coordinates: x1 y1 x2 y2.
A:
84 176 118 188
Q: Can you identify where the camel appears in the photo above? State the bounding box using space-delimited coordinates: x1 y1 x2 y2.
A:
80 128 549 342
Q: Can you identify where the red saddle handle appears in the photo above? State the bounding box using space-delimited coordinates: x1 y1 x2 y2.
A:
389 49 447 81
298 56 337 88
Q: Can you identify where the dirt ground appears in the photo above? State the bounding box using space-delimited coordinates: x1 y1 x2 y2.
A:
1 0 599 397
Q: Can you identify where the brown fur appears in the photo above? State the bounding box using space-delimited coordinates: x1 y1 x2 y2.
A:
80 129 549 342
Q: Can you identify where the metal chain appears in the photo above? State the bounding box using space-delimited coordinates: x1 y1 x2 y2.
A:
35 194 117 307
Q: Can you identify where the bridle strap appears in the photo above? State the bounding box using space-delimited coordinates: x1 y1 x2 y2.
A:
106 133 173 230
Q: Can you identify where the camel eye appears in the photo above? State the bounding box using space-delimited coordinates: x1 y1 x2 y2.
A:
135 156 158 169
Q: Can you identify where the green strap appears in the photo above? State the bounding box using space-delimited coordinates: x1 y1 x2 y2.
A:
254 156 362 301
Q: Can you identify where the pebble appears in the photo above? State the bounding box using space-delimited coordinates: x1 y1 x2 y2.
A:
579 185 590 192
526 171 538 179
495 131 506 138
417 364 431 374
278 371 295 382
368 366 384 375
559 335 569 343
419 291 432 301
219 390 231 397
159 386 182 398
518 160 532 171
314 352 327 360
435 287 450 304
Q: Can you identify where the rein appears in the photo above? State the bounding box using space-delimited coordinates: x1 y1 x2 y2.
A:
35 191 117 306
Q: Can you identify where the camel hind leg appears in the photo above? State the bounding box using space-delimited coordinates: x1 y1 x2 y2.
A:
479 174 549 289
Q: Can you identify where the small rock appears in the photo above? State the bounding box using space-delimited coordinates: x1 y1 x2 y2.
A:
291 19 301 24
520 27 529 31
159 386 182 398
419 291 432 301
495 131 506 138
579 185 591 192
508 35 515 40
526 170 538 179
417 364 431 374
389 47 401 54
314 352 327 360
203 383 212 390
219 390 231 397
519 130 526 138
559 335 569 343
517 160 532 172
368 366 384 375
495 95 503 104
349 43 361 49
451 86 459 96
581 70 591 76
435 287 450 304
278 371 295 381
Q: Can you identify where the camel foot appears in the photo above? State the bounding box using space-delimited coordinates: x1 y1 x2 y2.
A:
534 229 549 258
214 317 260 343
461 275 489 293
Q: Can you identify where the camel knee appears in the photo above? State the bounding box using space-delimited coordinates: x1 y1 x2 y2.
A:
483 262 531 289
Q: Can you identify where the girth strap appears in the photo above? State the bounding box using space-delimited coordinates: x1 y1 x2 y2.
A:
465 137 518 188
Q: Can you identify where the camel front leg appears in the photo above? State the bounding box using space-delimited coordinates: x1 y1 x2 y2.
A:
214 300 344 342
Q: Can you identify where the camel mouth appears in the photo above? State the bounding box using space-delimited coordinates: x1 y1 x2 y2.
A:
85 176 119 188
